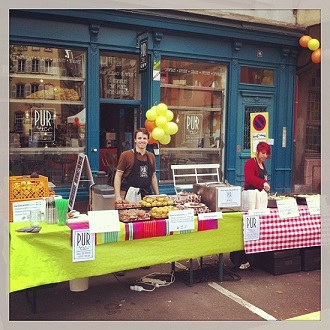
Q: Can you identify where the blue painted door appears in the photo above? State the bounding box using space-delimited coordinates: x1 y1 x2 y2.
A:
234 90 274 188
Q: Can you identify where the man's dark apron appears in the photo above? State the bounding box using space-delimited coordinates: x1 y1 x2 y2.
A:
122 149 152 198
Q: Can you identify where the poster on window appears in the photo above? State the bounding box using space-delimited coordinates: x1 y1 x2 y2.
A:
31 107 55 143
184 113 203 147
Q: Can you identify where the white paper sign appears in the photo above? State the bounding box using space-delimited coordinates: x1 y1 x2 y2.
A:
217 186 241 207
243 215 260 241
12 199 45 222
276 198 299 219
72 229 95 262
198 212 223 220
306 196 320 215
168 209 194 231
248 208 271 216
87 210 120 233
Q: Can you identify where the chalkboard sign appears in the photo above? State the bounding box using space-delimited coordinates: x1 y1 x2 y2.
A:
68 153 94 211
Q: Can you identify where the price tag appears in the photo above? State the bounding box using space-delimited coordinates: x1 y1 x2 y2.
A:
168 209 194 231
276 198 299 219
306 196 320 215
248 208 271 216
198 212 222 220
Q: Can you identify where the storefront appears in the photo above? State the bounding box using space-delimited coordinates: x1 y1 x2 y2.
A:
9 9 303 201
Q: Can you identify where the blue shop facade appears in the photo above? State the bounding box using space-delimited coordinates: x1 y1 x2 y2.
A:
9 9 304 201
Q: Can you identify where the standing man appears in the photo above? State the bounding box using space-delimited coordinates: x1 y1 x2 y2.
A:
114 128 159 202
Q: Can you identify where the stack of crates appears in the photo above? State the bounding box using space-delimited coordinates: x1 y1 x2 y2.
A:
9 175 49 221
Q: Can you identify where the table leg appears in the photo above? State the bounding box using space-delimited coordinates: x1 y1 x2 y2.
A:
189 259 194 286
218 253 224 282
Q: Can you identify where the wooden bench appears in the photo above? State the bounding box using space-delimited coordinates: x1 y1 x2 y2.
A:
171 164 221 194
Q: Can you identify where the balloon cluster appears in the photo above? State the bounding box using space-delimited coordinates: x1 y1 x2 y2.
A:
144 103 179 145
299 35 321 64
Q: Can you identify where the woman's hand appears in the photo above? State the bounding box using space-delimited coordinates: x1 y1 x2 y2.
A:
263 182 270 192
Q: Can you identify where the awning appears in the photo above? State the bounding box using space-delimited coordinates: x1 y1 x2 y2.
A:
67 108 85 124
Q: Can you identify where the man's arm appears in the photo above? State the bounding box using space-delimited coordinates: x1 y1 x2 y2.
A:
114 170 124 201
150 172 159 195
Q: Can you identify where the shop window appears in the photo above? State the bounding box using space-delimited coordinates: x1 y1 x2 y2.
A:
160 58 227 183
9 44 86 188
240 66 274 86
305 69 321 154
99 51 140 100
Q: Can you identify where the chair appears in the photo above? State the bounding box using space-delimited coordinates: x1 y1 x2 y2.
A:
171 163 220 194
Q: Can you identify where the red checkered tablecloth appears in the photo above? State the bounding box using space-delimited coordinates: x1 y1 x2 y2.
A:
244 205 321 254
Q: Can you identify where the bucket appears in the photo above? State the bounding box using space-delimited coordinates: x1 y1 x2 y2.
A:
69 277 89 292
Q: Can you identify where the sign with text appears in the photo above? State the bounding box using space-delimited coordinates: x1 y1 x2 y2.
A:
72 229 95 262
217 186 241 208
243 215 260 241
87 210 120 234
306 196 320 215
12 199 45 222
250 112 268 157
168 209 194 232
184 113 203 146
276 198 299 219
198 212 223 220
31 107 55 143
139 37 148 72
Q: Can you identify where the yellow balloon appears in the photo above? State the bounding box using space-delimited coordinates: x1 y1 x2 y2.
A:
156 103 168 116
155 115 168 128
308 39 320 51
159 133 171 145
152 127 165 141
165 110 174 121
165 121 178 135
146 107 157 121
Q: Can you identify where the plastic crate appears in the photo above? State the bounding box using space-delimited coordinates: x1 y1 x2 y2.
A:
255 249 301 275
301 247 321 271
9 175 49 221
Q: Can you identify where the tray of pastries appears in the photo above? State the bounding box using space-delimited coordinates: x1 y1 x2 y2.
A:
115 200 141 210
291 194 320 205
267 194 295 208
184 202 211 215
138 195 174 208
118 209 151 222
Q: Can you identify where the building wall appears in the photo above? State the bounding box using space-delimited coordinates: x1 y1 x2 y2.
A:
9 9 306 198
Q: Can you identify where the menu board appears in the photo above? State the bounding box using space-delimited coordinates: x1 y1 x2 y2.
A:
68 153 94 211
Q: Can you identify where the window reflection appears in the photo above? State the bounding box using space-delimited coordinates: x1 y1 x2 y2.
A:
9 45 86 187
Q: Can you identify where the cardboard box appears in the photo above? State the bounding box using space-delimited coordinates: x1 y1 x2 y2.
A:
193 183 242 212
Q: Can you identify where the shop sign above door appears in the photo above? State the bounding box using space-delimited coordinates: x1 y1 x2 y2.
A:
139 37 148 73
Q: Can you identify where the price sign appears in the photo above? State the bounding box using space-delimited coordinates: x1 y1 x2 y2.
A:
168 209 194 231
276 198 299 219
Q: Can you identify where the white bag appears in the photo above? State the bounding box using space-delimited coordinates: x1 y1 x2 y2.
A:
242 190 257 211
125 187 141 203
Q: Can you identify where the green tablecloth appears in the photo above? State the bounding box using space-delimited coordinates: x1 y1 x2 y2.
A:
9 211 244 292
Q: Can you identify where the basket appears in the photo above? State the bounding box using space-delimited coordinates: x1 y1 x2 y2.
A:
9 175 49 221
